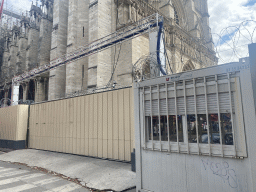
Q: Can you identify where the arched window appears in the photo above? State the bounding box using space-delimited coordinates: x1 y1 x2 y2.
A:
182 60 195 72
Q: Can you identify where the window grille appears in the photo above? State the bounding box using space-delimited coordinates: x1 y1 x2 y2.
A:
140 74 247 158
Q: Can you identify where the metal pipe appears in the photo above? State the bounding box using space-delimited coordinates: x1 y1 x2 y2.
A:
204 77 211 156
215 75 224 157
228 73 236 157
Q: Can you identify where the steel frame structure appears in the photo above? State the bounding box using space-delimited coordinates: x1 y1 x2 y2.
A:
12 13 163 85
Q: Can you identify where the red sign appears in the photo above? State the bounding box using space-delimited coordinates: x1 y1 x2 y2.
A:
0 0 4 21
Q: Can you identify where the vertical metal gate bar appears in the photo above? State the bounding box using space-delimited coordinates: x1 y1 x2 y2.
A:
215 75 224 157
184 80 189 154
143 87 146 149
158 85 162 151
166 83 170 152
150 86 154 150
174 81 180 153
228 73 237 157
204 77 211 156
193 78 200 155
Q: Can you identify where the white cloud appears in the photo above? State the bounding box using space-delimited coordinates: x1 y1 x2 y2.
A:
208 0 256 64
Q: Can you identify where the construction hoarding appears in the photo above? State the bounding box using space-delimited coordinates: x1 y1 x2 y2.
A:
29 88 135 162
0 105 29 149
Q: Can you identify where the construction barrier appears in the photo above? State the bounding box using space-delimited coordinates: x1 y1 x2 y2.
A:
0 105 29 149
29 88 135 161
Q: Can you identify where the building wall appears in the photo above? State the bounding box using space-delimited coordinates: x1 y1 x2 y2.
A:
29 87 135 162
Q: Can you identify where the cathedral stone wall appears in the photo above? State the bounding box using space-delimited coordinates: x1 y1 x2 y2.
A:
1 51 9 80
49 0 69 100
8 44 18 79
66 0 89 94
0 0 217 104
16 36 28 75
26 28 40 71
96 0 113 88
38 18 53 66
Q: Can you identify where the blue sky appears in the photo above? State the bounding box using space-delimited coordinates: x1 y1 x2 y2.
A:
208 0 256 63
244 0 256 7
4 0 256 64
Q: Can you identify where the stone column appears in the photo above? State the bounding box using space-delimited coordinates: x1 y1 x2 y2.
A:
26 27 40 70
66 0 89 94
35 77 46 102
185 0 201 38
8 44 18 79
48 0 69 100
2 51 10 79
3 89 9 107
38 18 53 67
87 0 113 89
22 82 29 102
16 36 28 75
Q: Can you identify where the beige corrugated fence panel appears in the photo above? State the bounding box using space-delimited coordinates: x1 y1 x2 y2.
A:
0 105 29 141
29 88 135 161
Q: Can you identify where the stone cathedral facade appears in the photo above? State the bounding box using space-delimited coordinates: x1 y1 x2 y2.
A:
0 0 217 105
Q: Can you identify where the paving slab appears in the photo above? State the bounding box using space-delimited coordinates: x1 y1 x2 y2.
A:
0 149 136 191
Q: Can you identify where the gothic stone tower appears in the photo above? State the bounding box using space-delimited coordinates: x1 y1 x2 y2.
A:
46 0 216 100
0 0 217 104
34 0 54 102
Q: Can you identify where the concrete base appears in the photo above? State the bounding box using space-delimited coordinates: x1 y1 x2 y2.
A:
0 140 26 150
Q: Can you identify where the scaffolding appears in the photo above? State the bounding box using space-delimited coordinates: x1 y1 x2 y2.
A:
12 13 163 84
0 0 24 31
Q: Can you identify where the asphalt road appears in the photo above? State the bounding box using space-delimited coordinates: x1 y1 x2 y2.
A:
0 156 90 192
0 151 136 192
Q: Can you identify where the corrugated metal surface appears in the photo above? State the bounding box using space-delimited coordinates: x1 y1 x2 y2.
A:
0 105 29 141
29 88 134 161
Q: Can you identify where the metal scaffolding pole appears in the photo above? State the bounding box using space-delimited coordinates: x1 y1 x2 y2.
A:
12 13 163 85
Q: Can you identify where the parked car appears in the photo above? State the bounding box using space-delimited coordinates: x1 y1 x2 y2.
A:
201 133 220 143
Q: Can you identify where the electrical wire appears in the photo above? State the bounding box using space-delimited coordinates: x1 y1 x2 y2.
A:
106 43 122 87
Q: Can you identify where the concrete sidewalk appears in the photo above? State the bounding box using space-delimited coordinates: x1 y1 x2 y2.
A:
0 149 136 192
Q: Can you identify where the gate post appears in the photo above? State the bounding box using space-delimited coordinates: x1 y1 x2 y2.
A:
248 43 256 111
